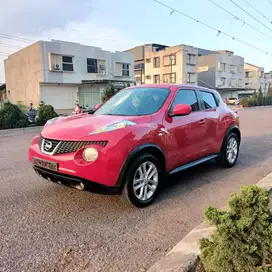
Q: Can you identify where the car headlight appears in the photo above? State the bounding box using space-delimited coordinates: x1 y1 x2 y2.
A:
89 120 136 135
82 148 98 162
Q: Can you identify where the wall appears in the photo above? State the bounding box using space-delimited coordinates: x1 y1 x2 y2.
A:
41 40 134 84
4 42 43 106
244 63 264 93
216 53 244 89
144 45 198 85
198 54 217 88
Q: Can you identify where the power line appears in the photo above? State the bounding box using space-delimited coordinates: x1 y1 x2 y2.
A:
209 0 272 42
152 0 272 56
268 0 272 5
243 0 272 24
230 0 272 33
0 42 23 49
0 33 33 43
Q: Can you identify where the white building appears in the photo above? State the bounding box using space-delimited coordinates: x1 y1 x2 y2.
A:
5 40 134 110
264 71 272 95
198 49 244 99
242 63 265 96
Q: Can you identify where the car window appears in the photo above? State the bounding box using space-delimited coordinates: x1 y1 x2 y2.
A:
200 91 217 109
170 89 199 112
95 87 170 116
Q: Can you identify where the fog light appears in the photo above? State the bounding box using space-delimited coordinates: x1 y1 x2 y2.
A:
82 147 98 162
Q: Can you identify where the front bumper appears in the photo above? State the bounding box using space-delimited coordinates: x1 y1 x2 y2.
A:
33 165 120 194
29 136 130 188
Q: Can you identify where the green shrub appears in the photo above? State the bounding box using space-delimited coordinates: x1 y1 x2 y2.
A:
102 81 115 102
16 101 29 112
200 185 272 272
36 104 58 126
0 102 28 129
239 97 250 107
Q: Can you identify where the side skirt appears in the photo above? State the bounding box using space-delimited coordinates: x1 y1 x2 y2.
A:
168 154 219 175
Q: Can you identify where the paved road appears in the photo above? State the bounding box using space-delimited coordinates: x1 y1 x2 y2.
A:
1 107 272 272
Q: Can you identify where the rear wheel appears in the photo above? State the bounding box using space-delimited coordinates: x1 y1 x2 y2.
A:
121 153 162 207
217 132 239 167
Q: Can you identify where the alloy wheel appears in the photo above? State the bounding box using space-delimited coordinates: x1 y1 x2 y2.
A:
133 161 159 201
226 137 238 164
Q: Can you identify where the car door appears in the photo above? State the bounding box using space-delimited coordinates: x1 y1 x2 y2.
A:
198 90 220 155
163 89 207 170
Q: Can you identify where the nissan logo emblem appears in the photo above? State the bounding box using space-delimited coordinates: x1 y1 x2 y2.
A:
44 141 53 151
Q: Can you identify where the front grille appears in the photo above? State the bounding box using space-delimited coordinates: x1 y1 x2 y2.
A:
40 137 107 155
42 138 60 153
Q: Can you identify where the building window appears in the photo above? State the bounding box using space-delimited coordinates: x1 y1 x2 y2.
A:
146 75 151 79
219 77 226 86
122 64 130 76
230 65 236 74
135 76 141 82
154 74 160 83
187 72 195 83
87 58 98 73
187 54 195 65
62 56 74 71
218 62 226 72
245 71 250 78
153 57 160 68
163 54 176 66
163 73 176 83
146 58 151 63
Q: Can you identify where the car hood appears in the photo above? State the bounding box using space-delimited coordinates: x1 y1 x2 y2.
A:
41 114 151 140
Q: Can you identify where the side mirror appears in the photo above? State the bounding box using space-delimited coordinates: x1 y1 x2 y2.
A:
171 104 192 116
94 103 102 110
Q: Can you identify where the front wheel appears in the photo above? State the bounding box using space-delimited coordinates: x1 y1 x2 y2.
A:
121 153 163 207
217 133 240 168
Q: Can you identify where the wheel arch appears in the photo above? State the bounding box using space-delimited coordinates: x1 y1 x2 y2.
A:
222 125 241 149
116 144 166 191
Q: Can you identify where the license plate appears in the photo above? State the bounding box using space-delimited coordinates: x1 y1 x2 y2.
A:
33 157 58 171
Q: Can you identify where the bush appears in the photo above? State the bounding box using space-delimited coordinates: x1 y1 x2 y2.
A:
0 102 28 129
36 104 58 126
239 97 250 107
102 81 115 103
200 185 272 272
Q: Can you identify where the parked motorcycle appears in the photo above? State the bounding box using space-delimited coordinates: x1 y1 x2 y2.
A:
26 109 37 124
72 104 90 114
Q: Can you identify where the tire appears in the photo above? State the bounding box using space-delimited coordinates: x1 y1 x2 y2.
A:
121 153 163 207
217 132 240 168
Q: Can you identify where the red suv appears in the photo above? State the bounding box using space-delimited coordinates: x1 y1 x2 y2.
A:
29 84 240 207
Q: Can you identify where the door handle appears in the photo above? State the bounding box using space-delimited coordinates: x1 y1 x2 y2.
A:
199 119 206 125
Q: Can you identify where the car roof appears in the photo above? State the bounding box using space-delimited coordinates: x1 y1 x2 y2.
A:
131 84 217 94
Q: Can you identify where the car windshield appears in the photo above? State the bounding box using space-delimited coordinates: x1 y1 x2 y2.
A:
95 87 170 116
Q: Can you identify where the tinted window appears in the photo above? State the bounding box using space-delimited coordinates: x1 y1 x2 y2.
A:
62 56 73 63
95 88 170 116
200 91 217 109
87 58 98 73
62 63 73 71
171 89 199 112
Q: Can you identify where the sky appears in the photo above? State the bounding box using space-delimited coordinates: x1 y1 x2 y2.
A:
1 0 272 83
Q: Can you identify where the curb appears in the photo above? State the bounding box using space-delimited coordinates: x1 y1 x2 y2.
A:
147 172 272 272
0 126 42 137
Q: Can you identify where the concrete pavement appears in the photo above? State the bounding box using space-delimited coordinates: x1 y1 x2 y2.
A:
0 107 272 272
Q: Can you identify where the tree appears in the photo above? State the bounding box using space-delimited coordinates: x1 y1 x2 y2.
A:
258 86 263 99
200 185 272 272
268 84 272 97
0 101 28 129
36 104 58 126
102 81 115 103
125 82 131 88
